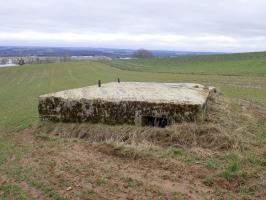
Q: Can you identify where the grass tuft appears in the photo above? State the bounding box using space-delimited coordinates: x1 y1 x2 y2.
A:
219 161 241 181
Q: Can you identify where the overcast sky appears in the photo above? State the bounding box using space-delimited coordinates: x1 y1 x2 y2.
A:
1 0 266 52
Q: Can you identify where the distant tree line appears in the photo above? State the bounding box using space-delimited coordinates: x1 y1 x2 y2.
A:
132 49 154 58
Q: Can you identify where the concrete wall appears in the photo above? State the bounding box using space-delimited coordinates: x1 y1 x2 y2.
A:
38 97 204 126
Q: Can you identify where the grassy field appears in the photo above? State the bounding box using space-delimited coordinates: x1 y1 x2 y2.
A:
110 51 266 76
0 56 266 199
1 58 266 129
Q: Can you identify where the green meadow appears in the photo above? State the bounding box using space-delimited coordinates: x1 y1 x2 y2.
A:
111 51 266 75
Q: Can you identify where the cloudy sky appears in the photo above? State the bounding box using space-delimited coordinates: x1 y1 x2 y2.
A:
0 0 266 52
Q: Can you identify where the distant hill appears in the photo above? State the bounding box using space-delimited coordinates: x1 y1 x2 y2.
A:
0 46 222 58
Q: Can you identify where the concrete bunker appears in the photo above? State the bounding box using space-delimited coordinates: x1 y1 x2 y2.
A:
38 82 215 127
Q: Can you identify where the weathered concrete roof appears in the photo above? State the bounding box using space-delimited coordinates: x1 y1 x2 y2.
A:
40 82 213 105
